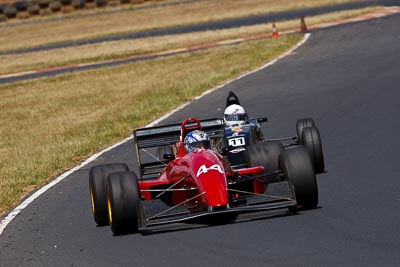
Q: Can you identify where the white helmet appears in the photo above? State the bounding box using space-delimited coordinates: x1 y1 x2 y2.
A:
184 130 211 153
224 104 247 126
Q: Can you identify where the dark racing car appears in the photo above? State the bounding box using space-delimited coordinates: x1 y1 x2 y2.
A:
223 91 325 174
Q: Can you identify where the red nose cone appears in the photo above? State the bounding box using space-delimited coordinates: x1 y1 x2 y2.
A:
191 150 229 207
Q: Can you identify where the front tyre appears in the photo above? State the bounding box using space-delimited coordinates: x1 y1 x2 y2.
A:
280 147 318 210
106 171 141 235
89 163 129 226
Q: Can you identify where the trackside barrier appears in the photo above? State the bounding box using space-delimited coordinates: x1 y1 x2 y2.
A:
0 0 160 21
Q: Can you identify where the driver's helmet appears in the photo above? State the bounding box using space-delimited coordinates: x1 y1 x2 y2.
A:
224 104 248 126
184 130 211 153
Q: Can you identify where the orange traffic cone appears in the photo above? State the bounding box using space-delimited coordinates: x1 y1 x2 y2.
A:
272 22 279 38
300 16 308 33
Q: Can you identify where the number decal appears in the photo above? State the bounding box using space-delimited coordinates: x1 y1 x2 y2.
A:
228 137 245 147
196 165 208 177
197 164 224 177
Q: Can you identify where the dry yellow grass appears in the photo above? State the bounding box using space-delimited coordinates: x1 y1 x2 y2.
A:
0 35 301 215
0 6 379 75
0 0 379 217
0 0 356 52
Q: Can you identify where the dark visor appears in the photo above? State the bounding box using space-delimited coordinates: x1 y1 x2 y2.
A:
225 114 246 121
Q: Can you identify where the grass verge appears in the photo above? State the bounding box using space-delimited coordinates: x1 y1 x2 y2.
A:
0 0 357 52
0 6 380 76
0 34 301 216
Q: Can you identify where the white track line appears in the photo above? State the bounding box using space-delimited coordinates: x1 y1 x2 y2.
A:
2 7 399 233
0 33 311 235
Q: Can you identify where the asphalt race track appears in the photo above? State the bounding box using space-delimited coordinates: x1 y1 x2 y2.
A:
1 13 400 267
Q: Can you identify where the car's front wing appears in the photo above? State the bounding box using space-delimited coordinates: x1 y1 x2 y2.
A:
139 181 297 229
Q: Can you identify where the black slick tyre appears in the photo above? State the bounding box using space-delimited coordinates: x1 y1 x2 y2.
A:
88 163 129 226
13 1 29 11
280 147 318 210
50 0 61 12
245 141 284 181
0 4 6 14
296 118 315 144
95 0 107 7
302 126 325 173
60 0 72 5
3 6 17 18
71 0 85 9
27 3 40 15
106 171 141 235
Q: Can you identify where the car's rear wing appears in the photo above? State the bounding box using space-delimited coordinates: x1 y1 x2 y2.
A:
134 118 225 149
133 118 226 179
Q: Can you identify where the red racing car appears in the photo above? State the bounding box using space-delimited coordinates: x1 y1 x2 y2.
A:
89 117 318 235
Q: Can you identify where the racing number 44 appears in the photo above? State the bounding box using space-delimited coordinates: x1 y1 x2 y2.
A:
197 164 224 177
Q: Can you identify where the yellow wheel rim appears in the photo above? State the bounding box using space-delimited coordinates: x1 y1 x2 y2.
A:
107 195 113 223
89 186 95 214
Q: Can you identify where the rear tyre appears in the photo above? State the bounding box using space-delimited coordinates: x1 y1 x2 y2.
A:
50 0 61 12
280 147 318 210
302 126 325 173
95 0 107 7
3 6 17 18
27 4 40 15
71 0 85 8
88 163 129 226
13 1 29 11
60 0 72 5
245 141 284 181
106 171 141 235
296 118 315 144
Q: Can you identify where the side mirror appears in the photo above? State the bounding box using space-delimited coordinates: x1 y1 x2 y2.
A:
257 117 268 124
162 154 175 161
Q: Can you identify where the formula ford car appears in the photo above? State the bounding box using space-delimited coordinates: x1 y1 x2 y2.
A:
224 91 325 174
89 117 318 235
